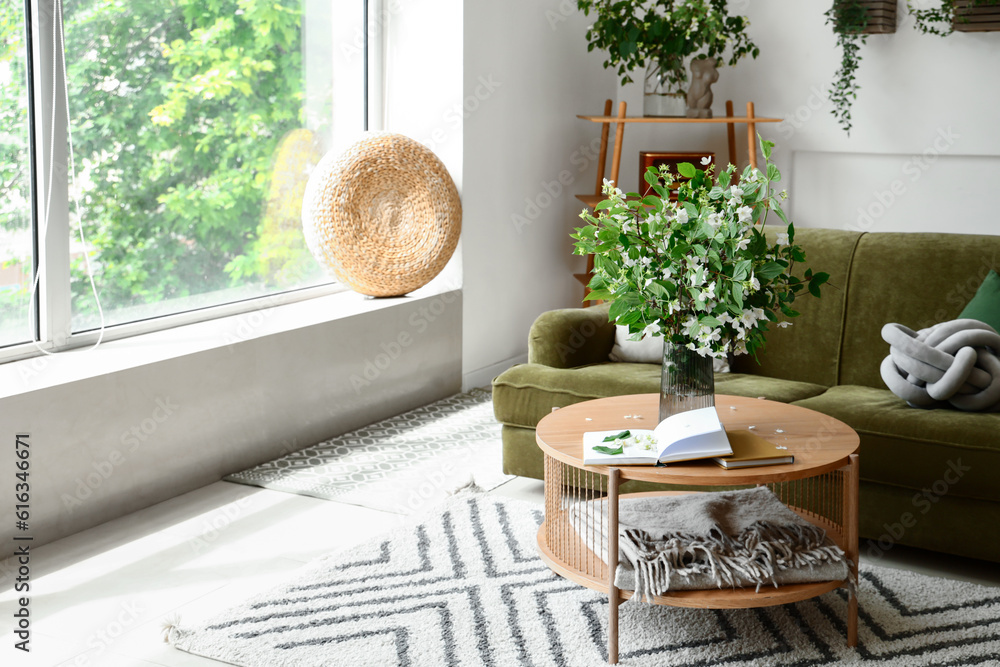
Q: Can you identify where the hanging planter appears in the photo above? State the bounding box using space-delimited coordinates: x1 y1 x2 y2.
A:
953 0 1000 32
909 0 1000 35
855 0 897 33
825 0 896 135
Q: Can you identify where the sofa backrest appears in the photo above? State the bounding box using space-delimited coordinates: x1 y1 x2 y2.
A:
838 231 1000 388
730 227 862 387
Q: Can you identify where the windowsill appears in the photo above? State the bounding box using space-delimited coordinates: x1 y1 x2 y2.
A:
0 284 460 400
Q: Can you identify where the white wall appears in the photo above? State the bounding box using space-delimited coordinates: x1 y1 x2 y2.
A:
460 0 617 388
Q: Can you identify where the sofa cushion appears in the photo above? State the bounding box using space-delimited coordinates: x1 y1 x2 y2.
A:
714 373 828 404
792 385 1000 504
528 303 616 369
730 226 862 387
959 269 1000 334
492 363 828 430
838 232 1000 388
493 362 661 429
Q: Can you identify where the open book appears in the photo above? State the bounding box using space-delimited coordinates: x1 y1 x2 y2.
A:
582 406 733 466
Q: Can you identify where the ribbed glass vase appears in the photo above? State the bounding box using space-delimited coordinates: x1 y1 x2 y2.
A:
659 341 715 422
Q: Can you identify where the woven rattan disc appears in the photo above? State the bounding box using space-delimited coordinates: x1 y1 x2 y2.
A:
302 132 461 297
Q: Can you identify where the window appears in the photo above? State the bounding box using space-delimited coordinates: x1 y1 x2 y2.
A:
0 3 32 348
0 0 373 358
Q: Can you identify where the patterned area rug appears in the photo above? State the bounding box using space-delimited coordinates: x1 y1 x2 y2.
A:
167 494 1000 666
224 388 511 514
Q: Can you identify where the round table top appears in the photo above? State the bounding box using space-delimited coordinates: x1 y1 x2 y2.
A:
535 394 859 485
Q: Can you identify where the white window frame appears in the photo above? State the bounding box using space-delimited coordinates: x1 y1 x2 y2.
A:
0 0 384 364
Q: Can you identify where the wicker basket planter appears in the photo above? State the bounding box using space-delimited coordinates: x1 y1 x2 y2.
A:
302 133 461 298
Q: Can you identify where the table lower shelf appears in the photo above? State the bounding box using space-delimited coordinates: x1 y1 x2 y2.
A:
537 490 849 610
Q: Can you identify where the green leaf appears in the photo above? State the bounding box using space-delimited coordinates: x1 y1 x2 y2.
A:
699 314 722 327
602 430 631 442
592 444 625 455
774 206 790 226
733 259 752 281
731 282 744 309
583 289 612 302
760 138 774 160
808 271 830 297
594 199 615 210
766 163 780 181
677 162 696 179
756 261 786 281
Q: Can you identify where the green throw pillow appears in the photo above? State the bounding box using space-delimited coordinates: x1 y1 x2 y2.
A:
959 269 1000 333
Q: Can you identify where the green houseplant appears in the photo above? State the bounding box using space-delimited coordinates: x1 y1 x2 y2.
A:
572 140 828 419
908 0 1000 35
577 0 759 116
825 0 870 135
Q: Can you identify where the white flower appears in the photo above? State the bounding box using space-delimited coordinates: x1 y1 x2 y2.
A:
737 205 753 223
777 321 792 328
675 208 689 225
749 273 760 292
700 156 711 166
776 232 789 246
703 281 716 299
735 237 750 252
706 212 722 230
730 186 744 201
683 316 701 338
750 168 762 181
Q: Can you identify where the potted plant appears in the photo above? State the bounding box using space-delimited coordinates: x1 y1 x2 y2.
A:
571 140 828 420
908 0 1000 35
577 0 759 117
825 1 896 135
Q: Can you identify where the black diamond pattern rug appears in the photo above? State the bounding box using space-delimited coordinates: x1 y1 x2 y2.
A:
167 494 1000 666
224 388 511 514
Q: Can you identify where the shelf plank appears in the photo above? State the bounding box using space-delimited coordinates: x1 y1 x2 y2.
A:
577 115 782 124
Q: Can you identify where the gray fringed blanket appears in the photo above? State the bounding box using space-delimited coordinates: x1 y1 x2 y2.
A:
570 486 849 603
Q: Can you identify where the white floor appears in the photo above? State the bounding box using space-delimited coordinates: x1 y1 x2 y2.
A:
2 475 999 667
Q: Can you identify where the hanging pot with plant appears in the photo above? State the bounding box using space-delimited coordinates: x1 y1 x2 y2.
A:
825 0 897 135
909 0 1000 35
577 0 758 118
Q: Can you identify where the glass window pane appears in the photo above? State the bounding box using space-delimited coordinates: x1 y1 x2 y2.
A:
0 3 33 347
64 0 348 331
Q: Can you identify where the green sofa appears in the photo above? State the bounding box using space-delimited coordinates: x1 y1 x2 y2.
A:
493 227 1000 563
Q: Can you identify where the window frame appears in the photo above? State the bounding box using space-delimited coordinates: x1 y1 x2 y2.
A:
0 0 380 364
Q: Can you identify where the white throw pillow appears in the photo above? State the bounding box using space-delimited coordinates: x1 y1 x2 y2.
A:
608 325 662 363
608 324 730 372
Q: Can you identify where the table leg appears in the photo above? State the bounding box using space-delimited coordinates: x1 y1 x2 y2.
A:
845 454 860 647
608 468 620 665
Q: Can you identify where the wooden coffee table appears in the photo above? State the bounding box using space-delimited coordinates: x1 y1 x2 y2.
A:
535 394 860 664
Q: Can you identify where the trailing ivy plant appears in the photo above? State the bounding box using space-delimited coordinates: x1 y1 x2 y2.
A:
908 0 1000 36
825 0 869 135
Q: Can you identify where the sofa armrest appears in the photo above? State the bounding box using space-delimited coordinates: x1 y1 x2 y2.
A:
528 304 616 369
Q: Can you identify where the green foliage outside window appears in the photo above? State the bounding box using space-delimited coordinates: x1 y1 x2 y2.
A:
0 0 325 333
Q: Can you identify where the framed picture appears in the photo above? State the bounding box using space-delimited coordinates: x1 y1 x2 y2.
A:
638 151 715 198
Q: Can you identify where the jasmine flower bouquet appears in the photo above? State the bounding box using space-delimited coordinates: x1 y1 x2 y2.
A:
572 139 828 360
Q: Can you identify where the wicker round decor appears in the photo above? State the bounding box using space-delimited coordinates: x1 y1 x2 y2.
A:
302 132 461 297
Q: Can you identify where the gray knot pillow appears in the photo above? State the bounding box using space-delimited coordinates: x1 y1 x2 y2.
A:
880 319 1000 411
